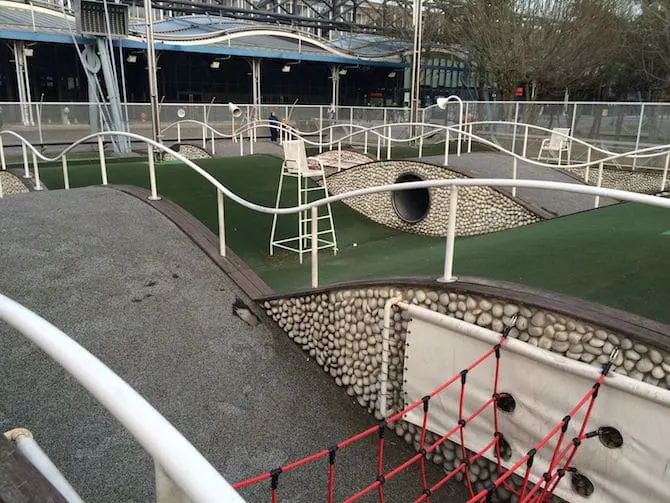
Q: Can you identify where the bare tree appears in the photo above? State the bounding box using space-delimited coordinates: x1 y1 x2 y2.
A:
427 0 633 100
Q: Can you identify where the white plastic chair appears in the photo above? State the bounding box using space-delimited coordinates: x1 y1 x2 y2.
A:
537 128 571 165
282 139 324 176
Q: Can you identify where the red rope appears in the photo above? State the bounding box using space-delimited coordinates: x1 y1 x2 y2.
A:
232 327 612 503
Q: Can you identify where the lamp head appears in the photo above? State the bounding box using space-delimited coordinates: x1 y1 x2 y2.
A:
436 97 449 110
228 102 242 118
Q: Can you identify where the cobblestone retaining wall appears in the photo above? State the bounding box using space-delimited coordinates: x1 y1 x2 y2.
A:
262 284 670 501
326 161 541 237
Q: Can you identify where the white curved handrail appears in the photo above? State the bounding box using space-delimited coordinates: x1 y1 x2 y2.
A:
158 117 670 171
3 129 670 214
0 294 245 503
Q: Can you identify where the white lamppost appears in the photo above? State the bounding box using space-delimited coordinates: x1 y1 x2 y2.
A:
144 0 161 147
409 0 424 128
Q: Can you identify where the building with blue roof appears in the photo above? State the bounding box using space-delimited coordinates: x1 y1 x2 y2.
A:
0 0 477 108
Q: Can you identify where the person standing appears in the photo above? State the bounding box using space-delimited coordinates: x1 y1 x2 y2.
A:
268 111 280 142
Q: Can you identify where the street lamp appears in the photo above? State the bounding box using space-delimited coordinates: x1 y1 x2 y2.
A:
143 0 161 148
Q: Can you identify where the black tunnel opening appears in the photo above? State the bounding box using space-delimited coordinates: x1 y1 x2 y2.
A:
392 173 430 224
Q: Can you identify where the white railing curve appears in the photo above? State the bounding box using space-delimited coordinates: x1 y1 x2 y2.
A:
0 293 245 503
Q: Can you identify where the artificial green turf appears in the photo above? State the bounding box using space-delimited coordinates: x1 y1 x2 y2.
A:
37 155 670 324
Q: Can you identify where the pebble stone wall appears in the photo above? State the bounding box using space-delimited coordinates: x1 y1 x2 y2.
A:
0 171 30 196
263 285 670 501
563 166 665 194
325 161 541 237
313 150 374 169
164 143 212 161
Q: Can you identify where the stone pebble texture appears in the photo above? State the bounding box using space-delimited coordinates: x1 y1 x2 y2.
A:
264 285 670 501
163 143 213 160
324 160 541 237
563 166 665 194
313 149 375 169
0 171 29 196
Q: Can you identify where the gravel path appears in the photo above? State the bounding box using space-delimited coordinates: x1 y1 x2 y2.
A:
0 187 467 503
418 152 618 216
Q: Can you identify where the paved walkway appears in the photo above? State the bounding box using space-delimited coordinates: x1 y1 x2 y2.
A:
0 187 467 503
418 152 618 216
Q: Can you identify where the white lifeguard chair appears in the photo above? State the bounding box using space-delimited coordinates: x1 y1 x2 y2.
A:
537 128 571 165
269 139 337 263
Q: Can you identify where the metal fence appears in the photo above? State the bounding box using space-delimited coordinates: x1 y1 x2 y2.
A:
3 100 670 156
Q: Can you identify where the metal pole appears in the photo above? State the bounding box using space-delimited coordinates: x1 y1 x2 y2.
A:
217 189 226 257
522 125 528 158
148 145 160 200
32 153 42 190
662 151 669 192
177 122 181 143
511 102 519 154
633 103 644 170
585 147 591 183
512 157 517 197
569 103 577 164
144 0 161 147
62 156 70 190
364 130 368 153
311 206 318 288
319 106 323 153
0 136 5 171
386 125 391 159
338 141 342 171
467 124 472 153
409 0 424 131
98 135 108 185
595 161 603 208
438 186 458 283
22 143 30 178
443 129 449 166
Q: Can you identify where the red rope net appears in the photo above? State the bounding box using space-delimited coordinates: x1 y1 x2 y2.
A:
233 322 614 503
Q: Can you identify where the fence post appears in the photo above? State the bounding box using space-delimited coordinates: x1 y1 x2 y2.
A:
511 102 519 154
364 131 368 154
633 103 644 170
62 155 70 190
98 135 108 185
319 107 324 154
438 186 458 283
349 107 353 138
22 143 31 178
338 141 342 171
386 125 391 160
329 125 333 150
177 123 181 143
512 157 518 197
0 136 5 171
594 161 604 208
376 131 381 160
217 188 226 257
443 129 450 166
239 133 244 156
569 103 577 164
467 124 472 153
148 145 161 201
32 153 42 190
522 125 528 158
202 125 207 149
211 129 216 155
311 206 318 288
662 151 669 192
585 147 591 183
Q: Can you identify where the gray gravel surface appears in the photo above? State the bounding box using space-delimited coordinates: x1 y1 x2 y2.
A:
0 187 467 503
418 152 618 216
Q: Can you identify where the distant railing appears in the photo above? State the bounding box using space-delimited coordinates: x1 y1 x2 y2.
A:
0 293 245 503
4 99 670 153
